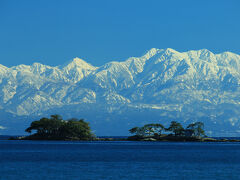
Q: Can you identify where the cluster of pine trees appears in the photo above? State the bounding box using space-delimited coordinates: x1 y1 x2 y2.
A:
25 115 94 140
25 115 205 141
129 121 205 138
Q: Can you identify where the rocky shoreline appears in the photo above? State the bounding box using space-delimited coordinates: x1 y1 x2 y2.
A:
8 135 240 142
127 135 240 142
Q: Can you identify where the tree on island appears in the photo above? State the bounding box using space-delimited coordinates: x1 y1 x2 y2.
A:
166 121 185 136
129 121 206 140
144 123 165 136
153 123 165 136
187 122 205 138
144 124 155 136
60 118 93 139
129 123 165 137
129 127 146 137
25 114 94 140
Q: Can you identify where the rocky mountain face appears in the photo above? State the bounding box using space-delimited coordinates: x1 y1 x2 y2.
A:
0 48 240 136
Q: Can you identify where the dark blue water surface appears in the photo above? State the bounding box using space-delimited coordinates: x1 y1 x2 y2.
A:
1 140 240 180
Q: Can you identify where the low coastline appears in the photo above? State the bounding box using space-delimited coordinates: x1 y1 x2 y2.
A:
127 135 240 142
6 135 240 142
12 115 240 143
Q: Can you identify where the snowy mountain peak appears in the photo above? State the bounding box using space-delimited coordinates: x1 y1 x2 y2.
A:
199 49 214 56
164 48 179 54
217 51 240 59
0 64 8 73
142 48 162 60
62 57 97 70
1 48 240 136
32 62 44 67
60 58 97 83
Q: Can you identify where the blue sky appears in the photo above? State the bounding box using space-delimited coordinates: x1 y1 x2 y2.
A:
0 0 239 67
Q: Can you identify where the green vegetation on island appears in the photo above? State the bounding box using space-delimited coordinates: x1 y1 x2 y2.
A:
11 116 240 142
128 121 207 141
24 114 95 140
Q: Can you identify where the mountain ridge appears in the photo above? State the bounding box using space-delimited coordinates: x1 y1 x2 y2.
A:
0 48 240 136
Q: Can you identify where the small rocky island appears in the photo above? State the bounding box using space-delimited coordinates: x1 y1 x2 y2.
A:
19 115 95 140
12 115 240 142
127 121 240 142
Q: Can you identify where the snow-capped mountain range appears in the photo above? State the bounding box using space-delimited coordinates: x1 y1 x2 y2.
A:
1 48 240 136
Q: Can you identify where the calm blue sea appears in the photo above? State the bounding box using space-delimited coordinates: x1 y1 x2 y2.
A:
1 140 240 180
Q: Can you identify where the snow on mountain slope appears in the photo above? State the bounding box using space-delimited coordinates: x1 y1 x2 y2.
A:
0 64 8 74
61 57 97 83
0 48 240 136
